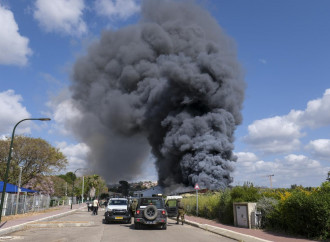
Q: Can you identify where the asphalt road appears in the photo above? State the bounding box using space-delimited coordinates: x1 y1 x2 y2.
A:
5 208 236 242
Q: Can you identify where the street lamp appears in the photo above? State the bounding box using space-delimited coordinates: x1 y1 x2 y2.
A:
0 118 51 223
71 168 83 209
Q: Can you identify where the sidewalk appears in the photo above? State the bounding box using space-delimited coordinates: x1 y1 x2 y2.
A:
0 203 85 236
184 215 316 242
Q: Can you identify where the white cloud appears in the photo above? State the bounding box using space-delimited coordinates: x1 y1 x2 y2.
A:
244 89 330 154
0 90 31 135
292 89 330 128
306 139 330 161
56 141 90 170
244 116 302 154
47 90 82 136
33 0 87 36
0 4 32 66
258 59 267 64
95 0 140 20
233 152 328 187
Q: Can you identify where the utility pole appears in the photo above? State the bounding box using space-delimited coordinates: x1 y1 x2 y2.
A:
81 176 84 203
15 166 22 215
267 174 274 188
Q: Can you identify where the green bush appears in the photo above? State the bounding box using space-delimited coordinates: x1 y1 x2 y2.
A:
218 189 233 224
184 182 330 240
256 197 278 228
230 182 261 202
265 183 330 240
183 192 221 219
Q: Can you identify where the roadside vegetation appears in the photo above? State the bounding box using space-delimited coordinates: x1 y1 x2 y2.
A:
0 135 108 203
183 181 330 240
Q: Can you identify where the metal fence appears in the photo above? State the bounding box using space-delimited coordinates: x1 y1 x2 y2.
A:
0 192 51 216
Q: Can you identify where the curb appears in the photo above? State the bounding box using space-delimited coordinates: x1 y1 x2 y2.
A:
0 206 85 236
169 218 272 242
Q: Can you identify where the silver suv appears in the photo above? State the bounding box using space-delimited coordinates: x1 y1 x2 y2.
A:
134 197 167 230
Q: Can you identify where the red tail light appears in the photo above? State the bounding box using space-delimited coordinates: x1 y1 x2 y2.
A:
136 210 140 215
162 210 166 215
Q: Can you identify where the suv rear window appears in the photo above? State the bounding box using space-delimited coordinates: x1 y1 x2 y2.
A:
139 198 164 208
109 200 127 205
166 200 177 207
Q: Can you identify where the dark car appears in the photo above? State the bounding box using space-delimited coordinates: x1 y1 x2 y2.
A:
134 197 167 230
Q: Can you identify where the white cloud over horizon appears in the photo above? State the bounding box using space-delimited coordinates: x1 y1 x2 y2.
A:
0 90 31 135
244 89 330 155
33 0 87 36
0 4 32 66
94 0 140 20
234 152 329 188
306 139 330 161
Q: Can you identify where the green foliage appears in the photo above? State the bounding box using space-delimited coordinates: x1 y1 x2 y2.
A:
0 135 67 186
218 189 233 224
183 183 330 240
230 182 261 202
58 172 76 184
263 185 330 240
256 196 279 228
119 180 130 196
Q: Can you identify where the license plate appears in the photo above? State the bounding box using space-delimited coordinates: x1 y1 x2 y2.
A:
115 217 123 220
146 221 154 224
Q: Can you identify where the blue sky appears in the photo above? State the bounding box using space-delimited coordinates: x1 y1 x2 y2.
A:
1 0 329 188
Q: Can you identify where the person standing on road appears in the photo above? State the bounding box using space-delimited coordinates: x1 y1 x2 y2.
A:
176 198 185 225
130 199 138 216
93 197 99 215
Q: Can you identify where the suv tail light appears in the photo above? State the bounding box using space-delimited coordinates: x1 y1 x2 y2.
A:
136 210 140 215
161 210 166 215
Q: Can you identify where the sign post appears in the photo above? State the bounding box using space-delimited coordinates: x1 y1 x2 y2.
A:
194 183 200 216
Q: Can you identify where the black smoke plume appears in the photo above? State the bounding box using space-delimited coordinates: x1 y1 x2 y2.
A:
70 0 245 190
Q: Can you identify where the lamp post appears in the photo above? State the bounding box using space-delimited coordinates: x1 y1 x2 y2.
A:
0 118 51 223
71 168 83 209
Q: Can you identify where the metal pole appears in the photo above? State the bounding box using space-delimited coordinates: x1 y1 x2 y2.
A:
0 118 50 223
196 189 198 217
71 168 82 209
15 166 22 215
82 176 84 203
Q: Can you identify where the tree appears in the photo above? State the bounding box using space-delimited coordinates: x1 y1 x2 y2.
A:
25 176 55 195
119 180 130 196
50 176 67 197
0 136 67 186
81 174 107 199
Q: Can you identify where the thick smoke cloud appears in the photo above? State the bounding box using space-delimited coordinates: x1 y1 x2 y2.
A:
70 0 245 190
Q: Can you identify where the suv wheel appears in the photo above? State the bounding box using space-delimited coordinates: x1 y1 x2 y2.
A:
143 205 158 220
134 223 140 230
162 223 167 230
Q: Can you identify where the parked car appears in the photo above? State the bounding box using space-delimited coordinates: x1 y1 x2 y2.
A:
134 197 167 230
104 198 131 224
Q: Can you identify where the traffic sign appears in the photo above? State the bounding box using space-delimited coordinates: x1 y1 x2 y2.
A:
194 183 200 190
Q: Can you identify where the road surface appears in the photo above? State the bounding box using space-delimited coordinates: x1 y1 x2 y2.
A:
5 208 236 242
